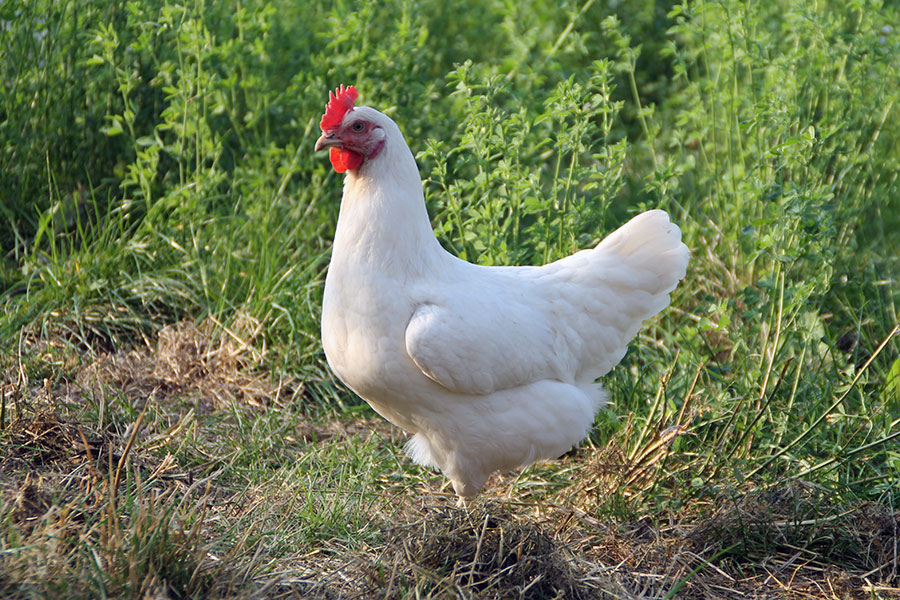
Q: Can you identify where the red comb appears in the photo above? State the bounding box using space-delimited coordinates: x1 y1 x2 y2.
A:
320 84 358 131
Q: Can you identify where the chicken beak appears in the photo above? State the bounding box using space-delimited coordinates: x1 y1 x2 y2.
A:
315 132 341 152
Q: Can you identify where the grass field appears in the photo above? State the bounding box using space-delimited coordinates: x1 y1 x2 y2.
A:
2 0 899 597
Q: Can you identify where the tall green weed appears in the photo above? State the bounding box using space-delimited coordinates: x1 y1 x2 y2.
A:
1 0 897 502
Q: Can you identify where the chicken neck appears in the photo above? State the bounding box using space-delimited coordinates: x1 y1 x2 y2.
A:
330 135 445 277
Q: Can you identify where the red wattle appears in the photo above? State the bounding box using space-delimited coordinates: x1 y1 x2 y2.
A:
329 147 363 173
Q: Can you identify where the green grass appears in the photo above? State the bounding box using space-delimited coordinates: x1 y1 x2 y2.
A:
2 0 899 597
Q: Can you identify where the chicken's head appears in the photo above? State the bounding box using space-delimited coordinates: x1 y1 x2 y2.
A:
315 85 386 173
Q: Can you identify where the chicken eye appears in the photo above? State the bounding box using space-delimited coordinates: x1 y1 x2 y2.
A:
351 121 365 132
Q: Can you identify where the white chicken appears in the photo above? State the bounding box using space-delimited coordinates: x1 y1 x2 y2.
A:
315 85 689 497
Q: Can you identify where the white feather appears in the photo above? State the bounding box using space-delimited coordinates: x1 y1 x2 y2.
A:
321 106 689 497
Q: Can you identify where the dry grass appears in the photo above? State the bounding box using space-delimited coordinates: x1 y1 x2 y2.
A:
2 321 294 598
374 502 587 599
281 490 899 599
1 322 899 599
0 407 221 598
76 319 287 410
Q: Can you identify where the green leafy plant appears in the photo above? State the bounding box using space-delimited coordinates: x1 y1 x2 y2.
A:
1 0 898 596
